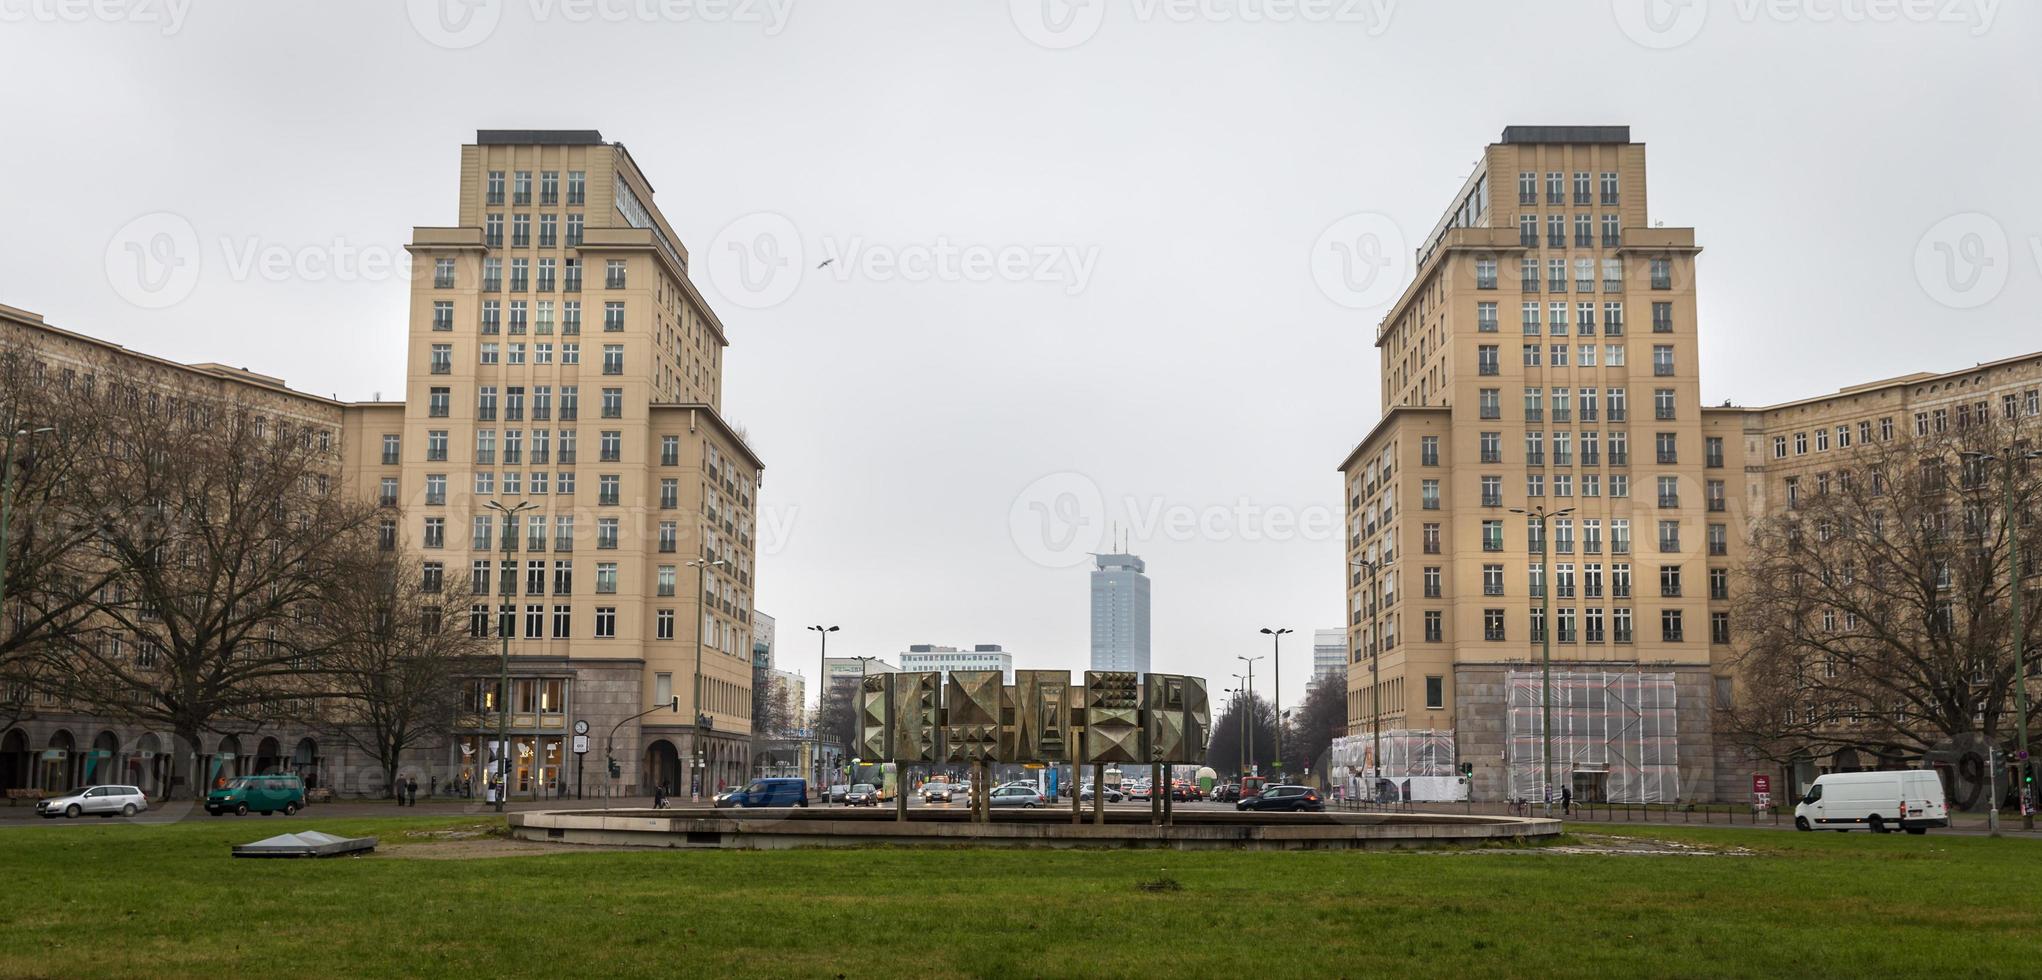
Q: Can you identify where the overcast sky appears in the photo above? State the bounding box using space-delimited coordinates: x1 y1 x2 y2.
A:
1 0 2036 710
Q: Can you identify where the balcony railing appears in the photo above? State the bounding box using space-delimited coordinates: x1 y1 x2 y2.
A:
1659 494 1680 508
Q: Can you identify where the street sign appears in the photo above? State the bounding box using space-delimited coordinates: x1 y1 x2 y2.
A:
1752 773 1771 809
572 735 589 755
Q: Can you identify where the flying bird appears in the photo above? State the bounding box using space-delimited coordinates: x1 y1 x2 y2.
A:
817 258 834 269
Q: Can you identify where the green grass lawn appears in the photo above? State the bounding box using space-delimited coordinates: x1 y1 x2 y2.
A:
2 814 2037 979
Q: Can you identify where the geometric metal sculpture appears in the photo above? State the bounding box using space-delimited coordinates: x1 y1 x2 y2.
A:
1083 670 1144 764
889 671 940 763
1003 669 1072 763
943 669 1003 763
857 673 892 761
1144 673 1189 763
1183 676 1210 761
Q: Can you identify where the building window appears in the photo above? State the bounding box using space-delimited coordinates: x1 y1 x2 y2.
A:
594 607 616 638
657 609 675 641
1425 676 1444 710
1650 258 1673 290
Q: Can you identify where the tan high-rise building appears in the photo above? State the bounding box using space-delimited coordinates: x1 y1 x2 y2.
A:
0 130 762 800
1336 126 2042 805
397 130 761 798
1339 126 1728 803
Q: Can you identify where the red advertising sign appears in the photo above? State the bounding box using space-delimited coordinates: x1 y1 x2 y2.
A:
1752 774 1770 794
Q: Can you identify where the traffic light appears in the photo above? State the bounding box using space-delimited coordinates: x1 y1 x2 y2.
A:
1459 762 1474 778
607 759 621 778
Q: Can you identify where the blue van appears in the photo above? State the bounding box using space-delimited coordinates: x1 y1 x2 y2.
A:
715 777 809 808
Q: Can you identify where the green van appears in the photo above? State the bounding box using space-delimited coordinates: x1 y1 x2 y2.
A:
206 774 307 816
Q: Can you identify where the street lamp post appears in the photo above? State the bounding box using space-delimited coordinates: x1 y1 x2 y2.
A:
1259 628 1292 773
1510 505 1572 818
846 655 878 802
484 500 536 813
1228 676 1246 776
1237 654 1262 776
685 557 729 802
807 625 838 801
1351 558 1383 802
1963 448 2042 830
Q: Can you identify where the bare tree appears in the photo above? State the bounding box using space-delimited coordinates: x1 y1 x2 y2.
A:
1728 413 2041 777
318 549 488 802
49 359 377 797
0 340 126 730
1282 677 1348 780
1206 692 1277 777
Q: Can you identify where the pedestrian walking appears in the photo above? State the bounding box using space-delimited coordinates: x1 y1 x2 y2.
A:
429 775 438 798
406 777 418 806
653 782 667 809
1561 786 1573 816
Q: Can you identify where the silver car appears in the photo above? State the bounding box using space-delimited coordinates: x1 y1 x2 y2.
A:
38 785 149 819
988 784 1045 808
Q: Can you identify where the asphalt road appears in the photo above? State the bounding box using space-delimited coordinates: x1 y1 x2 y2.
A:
8 793 2040 839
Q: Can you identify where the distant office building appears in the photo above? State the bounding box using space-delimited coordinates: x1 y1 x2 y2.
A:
752 612 777 669
765 668 805 734
1312 629 1347 685
822 656 900 697
1089 553 1151 675
900 644 1015 683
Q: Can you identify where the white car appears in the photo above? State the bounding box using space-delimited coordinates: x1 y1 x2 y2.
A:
38 785 149 819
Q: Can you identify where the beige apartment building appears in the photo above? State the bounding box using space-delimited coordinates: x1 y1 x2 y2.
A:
0 130 764 800
1335 126 2042 805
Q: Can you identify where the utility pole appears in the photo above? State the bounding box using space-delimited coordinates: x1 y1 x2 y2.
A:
686 557 728 802
1238 654 1261 776
1966 447 2041 829
1351 558 1383 803
1512 504 1572 818
1260 628 1291 773
807 625 838 802
485 500 535 813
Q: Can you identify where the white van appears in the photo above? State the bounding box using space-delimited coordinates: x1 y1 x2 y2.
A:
1794 770 1948 834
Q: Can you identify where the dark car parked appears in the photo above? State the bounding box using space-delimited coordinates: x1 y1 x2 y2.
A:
714 777 809 808
1236 785 1324 813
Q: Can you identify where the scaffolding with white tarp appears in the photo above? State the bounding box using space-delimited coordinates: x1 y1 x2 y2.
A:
1329 729 1462 802
1506 668 1680 804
